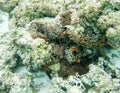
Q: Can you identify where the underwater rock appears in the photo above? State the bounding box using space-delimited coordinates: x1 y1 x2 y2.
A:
56 11 71 26
13 28 53 71
51 60 120 93
0 0 19 13
9 0 59 27
104 48 120 68
106 26 120 48
0 68 33 93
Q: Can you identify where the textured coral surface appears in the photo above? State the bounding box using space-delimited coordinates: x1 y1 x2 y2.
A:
0 0 120 93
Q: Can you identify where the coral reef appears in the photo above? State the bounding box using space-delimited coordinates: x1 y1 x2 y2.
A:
0 0 120 93
106 26 120 48
0 0 19 13
0 69 33 93
9 0 59 27
51 58 120 93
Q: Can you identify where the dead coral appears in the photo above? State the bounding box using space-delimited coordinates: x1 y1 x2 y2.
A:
56 11 72 26
0 0 19 13
10 0 59 27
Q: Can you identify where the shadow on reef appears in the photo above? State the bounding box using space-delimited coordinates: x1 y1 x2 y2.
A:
45 45 102 79
46 54 101 79
58 59 89 79
45 58 90 79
